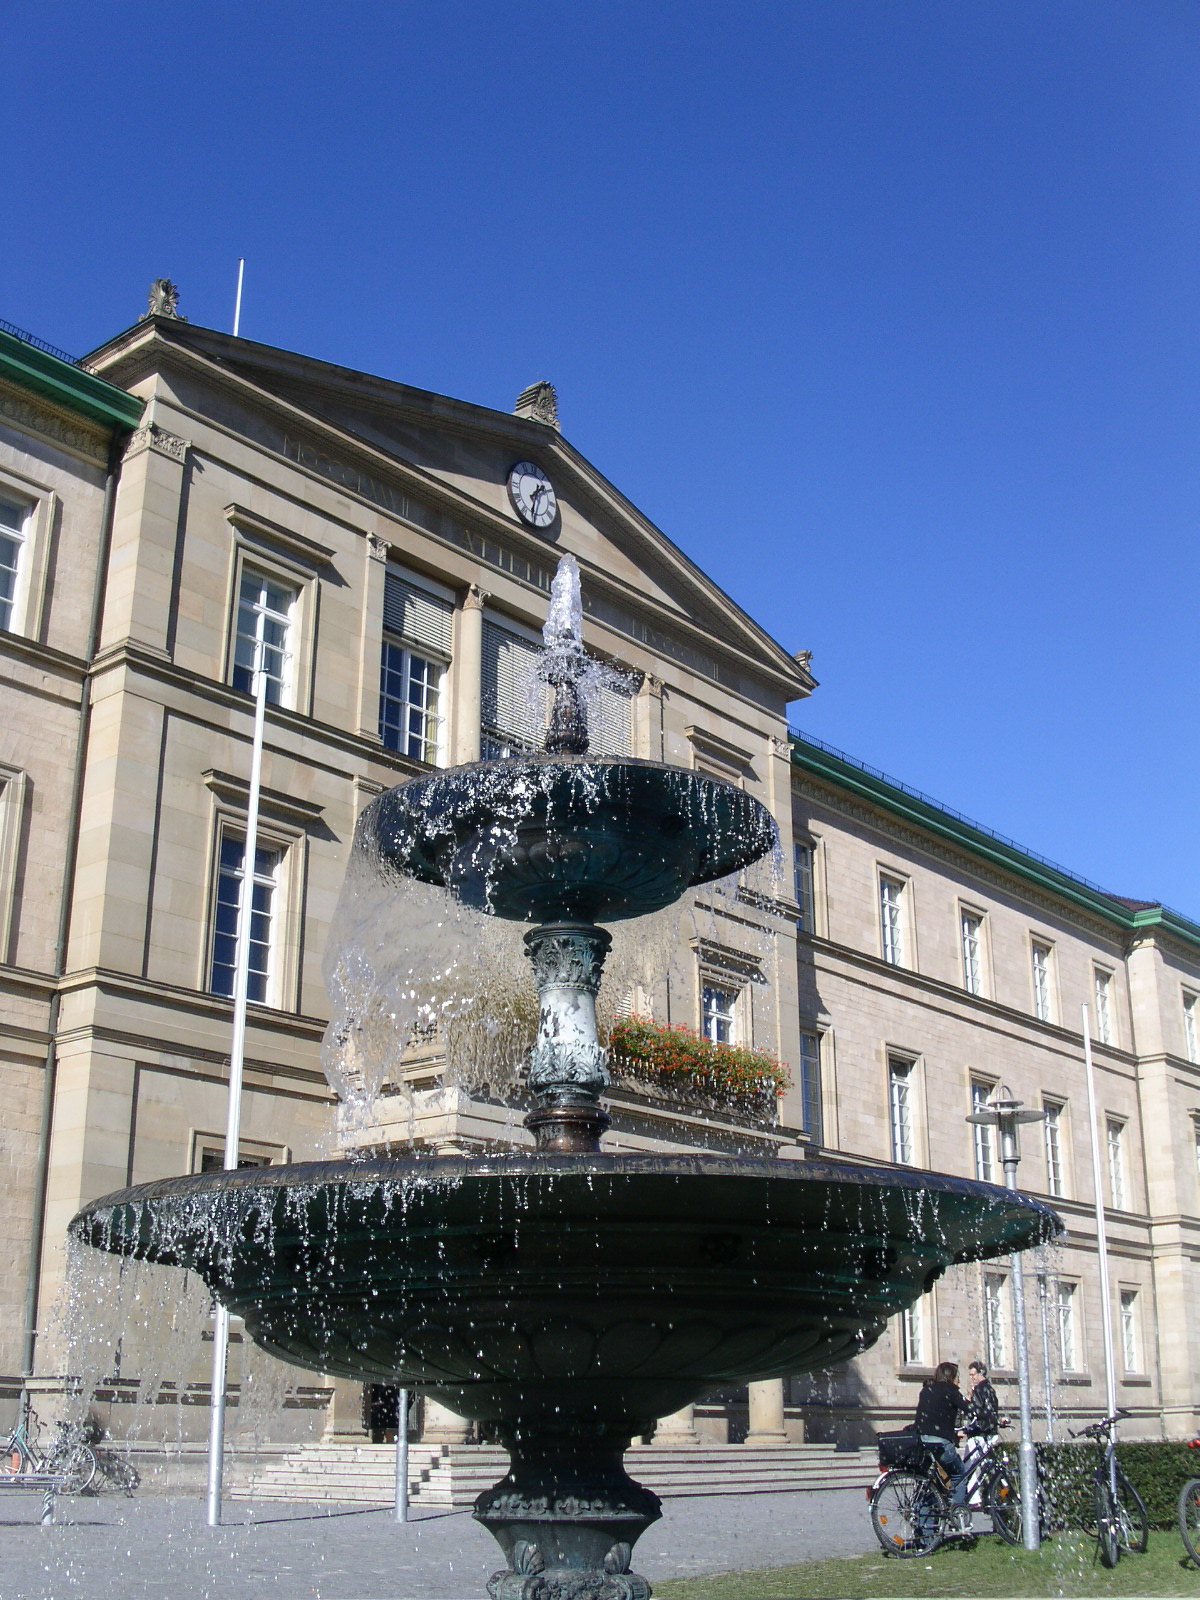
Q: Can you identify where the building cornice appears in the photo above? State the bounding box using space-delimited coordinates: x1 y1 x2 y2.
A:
0 328 143 435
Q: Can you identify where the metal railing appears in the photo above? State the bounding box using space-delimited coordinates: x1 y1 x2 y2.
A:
0 318 80 367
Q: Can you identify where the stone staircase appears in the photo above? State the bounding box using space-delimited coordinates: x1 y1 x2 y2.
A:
232 1441 875 1508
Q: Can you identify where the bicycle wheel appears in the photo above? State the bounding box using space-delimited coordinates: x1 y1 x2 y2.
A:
47 1441 97 1494
1179 1478 1200 1567
1113 1466 1148 1554
987 1466 1023 1547
1095 1480 1120 1569
871 1470 944 1557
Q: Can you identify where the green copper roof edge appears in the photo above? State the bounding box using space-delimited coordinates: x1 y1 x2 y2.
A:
790 734 1200 954
0 329 143 433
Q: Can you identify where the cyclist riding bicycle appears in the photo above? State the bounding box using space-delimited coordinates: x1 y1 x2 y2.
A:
915 1360 971 1527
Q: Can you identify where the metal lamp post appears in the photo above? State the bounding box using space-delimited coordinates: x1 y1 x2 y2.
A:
966 1084 1046 1551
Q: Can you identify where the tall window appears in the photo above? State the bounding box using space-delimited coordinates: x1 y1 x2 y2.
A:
901 1301 924 1366
961 912 984 995
880 876 905 967
233 568 295 706
889 1055 915 1166
210 835 282 1004
1043 1100 1065 1198
1106 1116 1126 1210
1032 941 1052 1022
794 842 815 932
971 1079 995 1182
1120 1290 1139 1372
1094 968 1113 1045
379 571 451 765
1184 993 1198 1065
984 1272 1009 1369
799 1031 821 1141
1056 1280 1078 1370
0 495 28 632
702 983 736 1045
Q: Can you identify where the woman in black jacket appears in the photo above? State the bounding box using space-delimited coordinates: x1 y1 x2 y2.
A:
914 1361 971 1520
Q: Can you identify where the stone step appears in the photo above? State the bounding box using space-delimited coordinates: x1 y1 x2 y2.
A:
232 1441 875 1507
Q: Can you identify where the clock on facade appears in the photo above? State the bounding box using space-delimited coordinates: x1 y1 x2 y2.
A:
507 462 557 529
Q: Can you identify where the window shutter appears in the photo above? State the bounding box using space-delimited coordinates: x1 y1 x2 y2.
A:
384 571 453 659
587 680 633 757
482 621 544 749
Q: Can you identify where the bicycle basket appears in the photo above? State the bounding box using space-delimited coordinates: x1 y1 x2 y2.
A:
877 1431 928 1470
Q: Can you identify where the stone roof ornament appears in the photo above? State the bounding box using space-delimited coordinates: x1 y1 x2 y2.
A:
514 380 559 430
141 280 186 322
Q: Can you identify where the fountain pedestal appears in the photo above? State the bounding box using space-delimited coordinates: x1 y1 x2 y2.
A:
476 1428 660 1600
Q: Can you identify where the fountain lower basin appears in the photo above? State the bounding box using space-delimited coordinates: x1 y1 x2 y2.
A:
71 1151 1058 1427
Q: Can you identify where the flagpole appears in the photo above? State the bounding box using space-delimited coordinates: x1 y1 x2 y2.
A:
233 259 245 338
206 635 268 1527
1082 1005 1119 1423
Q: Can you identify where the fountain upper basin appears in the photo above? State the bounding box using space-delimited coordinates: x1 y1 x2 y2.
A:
70 1152 1061 1434
356 756 778 922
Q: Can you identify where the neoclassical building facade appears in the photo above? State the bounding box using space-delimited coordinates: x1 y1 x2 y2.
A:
0 304 1195 1455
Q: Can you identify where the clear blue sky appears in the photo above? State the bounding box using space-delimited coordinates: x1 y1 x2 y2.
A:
5 2 1198 914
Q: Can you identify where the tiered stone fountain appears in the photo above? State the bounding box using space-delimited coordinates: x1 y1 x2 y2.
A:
71 557 1059 1599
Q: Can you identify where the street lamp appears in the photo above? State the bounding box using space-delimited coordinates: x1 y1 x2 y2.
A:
966 1083 1046 1552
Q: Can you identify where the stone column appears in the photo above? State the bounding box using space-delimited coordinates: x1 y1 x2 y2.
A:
453 583 487 765
422 1397 473 1444
652 1405 698 1445
355 532 389 740
322 1378 368 1440
745 1379 788 1445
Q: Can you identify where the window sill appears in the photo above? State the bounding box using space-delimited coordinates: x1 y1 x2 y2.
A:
1121 1374 1152 1387
1056 1374 1092 1386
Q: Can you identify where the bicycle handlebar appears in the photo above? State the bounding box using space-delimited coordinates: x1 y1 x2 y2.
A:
1069 1408 1131 1441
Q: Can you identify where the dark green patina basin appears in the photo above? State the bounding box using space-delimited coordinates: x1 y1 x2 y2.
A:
70 1151 1060 1435
357 757 778 923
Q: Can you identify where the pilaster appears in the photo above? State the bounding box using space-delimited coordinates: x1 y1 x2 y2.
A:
744 1378 787 1444
99 417 189 658
453 583 487 765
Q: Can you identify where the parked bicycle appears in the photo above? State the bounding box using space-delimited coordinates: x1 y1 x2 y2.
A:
1070 1409 1148 1569
3 1407 97 1494
1178 1437 1200 1567
869 1427 1016 1556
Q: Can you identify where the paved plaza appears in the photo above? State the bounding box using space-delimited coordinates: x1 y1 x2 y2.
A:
1 1487 877 1599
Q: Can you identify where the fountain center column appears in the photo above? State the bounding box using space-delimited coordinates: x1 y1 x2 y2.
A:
524 921 612 1153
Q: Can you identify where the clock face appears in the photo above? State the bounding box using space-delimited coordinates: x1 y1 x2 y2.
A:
507 461 557 529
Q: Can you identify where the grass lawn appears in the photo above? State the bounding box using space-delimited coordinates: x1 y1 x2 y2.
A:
654 1531 1199 1598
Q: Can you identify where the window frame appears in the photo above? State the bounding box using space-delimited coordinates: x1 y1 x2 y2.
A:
798 1029 822 1142
959 906 986 997
701 980 738 1046
222 536 317 717
900 1298 925 1368
379 636 448 766
1043 1097 1067 1199
1119 1287 1141 1374
208 831 284 1007
878 872 908 969
231 565 298 708
1183 991 1199 1065
888 1052 919 1167
1106 1115 1127 1211
793 839 816 934
970 1076 996 1182
1055 1278 1080 1373
189 1130 290 1173
201 811 305 1014
0 464 57 644
983 1269 1011 1372
1093 966 1115 1046
1031 938 1054 1023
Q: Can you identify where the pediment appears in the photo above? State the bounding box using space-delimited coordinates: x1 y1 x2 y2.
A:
86 318 810 702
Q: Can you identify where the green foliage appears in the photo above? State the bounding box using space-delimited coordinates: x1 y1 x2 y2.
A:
608 1015 791 1113
996 1439 1199 1529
